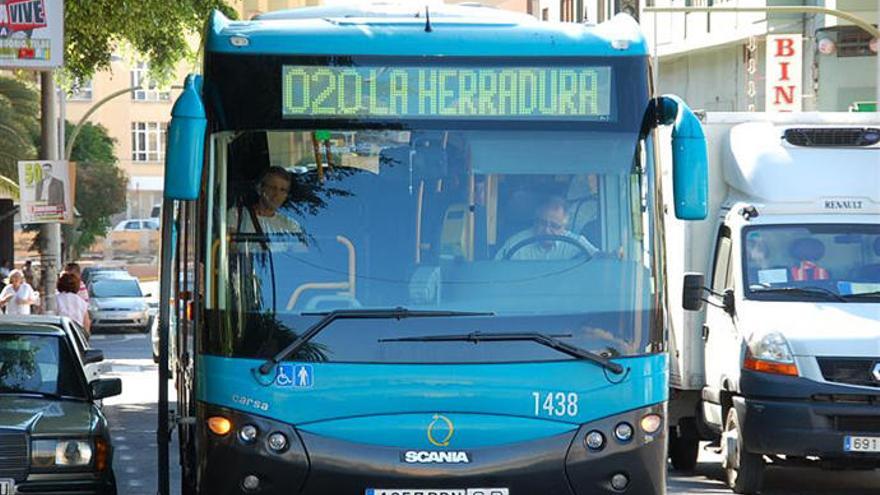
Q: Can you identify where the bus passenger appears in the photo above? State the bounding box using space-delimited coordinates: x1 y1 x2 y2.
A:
495 196 600 260
229 166 302 237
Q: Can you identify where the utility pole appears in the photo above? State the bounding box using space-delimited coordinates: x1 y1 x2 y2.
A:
40 72 62 312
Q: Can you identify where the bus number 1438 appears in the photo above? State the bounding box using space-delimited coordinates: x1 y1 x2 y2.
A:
532 392 579 417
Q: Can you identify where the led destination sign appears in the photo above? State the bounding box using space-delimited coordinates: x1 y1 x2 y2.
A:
281 65 612 120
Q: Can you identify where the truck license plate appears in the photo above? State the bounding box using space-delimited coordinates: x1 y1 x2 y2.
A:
0 479 14 495
844 436 880 452
366 490 509 495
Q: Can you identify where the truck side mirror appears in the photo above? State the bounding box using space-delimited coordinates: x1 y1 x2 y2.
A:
164 74 206 200
682 273 705 311
656 95 708 221
722 288 736 316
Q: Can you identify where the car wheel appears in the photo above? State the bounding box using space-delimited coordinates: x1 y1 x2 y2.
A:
721 406 764 494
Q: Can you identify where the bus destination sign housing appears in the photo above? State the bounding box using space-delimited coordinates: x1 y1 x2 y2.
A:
281 65 612 121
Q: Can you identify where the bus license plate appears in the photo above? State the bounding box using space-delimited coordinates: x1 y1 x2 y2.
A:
0 479 14 495
844 436 880 452
366 490 509 495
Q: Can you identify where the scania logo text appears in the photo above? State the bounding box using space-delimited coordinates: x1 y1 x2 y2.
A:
400 450 472 464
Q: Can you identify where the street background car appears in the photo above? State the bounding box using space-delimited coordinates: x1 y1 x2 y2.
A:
0 321 121 494
88 276 152 333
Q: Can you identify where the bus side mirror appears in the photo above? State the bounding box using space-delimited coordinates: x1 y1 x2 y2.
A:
682 272 706 311
658 95 708 221
164 74 206 200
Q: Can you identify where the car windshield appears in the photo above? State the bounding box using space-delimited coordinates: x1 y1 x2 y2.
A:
743 224 880 301
90 279 142 298
0 334 87 398
204 127 662 363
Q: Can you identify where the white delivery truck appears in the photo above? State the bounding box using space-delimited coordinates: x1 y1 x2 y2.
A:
664 112 880 494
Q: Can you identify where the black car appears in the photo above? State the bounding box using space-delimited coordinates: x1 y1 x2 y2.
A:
0 322 121 494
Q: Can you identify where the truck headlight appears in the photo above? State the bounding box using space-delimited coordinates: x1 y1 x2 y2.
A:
31 439 93 467
743 331 798 376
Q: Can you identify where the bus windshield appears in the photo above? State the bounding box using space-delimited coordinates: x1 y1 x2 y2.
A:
204 127 661 363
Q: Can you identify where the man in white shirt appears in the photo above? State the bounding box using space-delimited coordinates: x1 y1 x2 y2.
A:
0 269 39 315
229 166 302 238
495 196 600 261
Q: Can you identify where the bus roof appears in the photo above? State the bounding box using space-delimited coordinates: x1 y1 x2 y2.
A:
206 3 648 57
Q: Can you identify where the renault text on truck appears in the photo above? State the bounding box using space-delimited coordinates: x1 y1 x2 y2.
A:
666 113 880 494
155 4 709 495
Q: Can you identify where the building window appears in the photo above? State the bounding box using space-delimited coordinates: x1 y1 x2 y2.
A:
837 27 873 57
131 62 170 102
542 7 549 21
68 79 93 101
131 122 167 162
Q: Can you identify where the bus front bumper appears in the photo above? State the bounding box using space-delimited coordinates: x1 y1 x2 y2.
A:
196 403 666 495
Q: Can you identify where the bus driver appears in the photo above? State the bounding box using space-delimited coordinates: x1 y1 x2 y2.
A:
495 196 600 261
229 166 302 237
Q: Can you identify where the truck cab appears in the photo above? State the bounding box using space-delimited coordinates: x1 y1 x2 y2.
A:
667 114 880 494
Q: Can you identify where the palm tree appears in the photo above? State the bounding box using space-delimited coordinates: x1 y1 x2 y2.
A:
0 76 40 199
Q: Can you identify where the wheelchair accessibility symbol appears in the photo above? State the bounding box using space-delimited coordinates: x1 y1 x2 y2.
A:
276 364 313 388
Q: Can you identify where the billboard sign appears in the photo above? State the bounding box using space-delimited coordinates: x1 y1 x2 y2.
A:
0 0 64 69
765 34 803 112
17 160 75 224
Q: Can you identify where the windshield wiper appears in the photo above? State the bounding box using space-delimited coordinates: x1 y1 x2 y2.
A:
379 331 625 375
256 307 494 376
841 290 880 300
751 286 846 302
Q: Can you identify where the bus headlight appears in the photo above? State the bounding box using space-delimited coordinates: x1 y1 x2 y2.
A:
31 439 93 467
640 414 663 434
584 430 605 451
614 422 634 442
267 432 288 452
238 424 258 444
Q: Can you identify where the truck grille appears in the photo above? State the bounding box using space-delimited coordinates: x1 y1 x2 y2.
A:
783 127 880 147
817 357 880 388
0 429 28 481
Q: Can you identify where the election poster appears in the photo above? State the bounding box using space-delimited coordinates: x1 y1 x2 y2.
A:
18 160 75 224
0 0 64 69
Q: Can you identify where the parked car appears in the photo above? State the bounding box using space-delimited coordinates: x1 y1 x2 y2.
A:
0 315 109 382
0 321 120 494
88 277 151 333
81 266 128 286
112 218 160 232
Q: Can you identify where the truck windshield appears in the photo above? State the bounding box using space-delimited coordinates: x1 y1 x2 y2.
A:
204 128 662 362
743 224 880 302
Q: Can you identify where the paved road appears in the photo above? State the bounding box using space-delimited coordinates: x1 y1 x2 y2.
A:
92 332 179 495
94 333 879 495
667 443 880 494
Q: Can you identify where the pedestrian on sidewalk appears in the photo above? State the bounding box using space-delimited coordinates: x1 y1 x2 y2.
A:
56 272 91 337
0 269 40 315
64 262 90 303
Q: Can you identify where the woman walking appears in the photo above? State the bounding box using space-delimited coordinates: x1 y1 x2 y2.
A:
56 272 91 336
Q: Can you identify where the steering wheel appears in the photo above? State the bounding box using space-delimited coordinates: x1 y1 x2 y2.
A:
502 234 593 261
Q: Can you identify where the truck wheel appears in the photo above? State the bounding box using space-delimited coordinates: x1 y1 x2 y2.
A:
722 407 764 494
669 430 700 471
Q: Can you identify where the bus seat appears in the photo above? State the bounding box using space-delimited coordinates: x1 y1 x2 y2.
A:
440 203 469 260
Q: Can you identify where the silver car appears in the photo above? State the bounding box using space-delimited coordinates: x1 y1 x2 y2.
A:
88 277 151 332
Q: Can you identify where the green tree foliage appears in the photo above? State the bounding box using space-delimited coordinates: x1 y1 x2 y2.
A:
65 1 237 83
62 122 128 258
0 77 39 192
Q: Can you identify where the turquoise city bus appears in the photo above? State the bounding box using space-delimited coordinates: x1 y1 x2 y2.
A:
157 4 708 495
